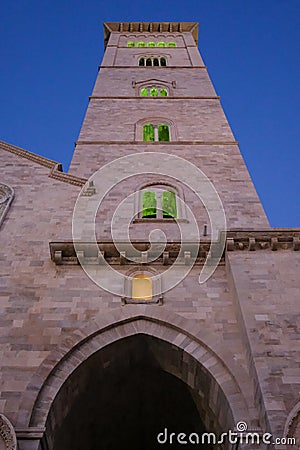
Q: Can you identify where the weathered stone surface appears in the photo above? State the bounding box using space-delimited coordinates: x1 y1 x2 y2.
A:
0 20 299 450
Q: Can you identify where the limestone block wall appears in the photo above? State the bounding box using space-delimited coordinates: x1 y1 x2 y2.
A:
227 251 300 439
69 143 269 229
92 68 217 97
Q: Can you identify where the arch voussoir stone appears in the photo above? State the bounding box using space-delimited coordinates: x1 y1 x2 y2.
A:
17 307 255 435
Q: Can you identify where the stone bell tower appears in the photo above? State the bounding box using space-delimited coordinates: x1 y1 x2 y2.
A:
0 22 299 450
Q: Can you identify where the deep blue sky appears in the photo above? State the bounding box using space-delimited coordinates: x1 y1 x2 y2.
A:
1 0 299 226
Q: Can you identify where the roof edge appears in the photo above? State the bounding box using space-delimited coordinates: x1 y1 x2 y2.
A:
103 22 199 47
0 140 87 187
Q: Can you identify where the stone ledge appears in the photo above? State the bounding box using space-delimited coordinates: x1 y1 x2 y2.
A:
49 240 216 266
49 230 300 266
75 140 238 145
226 229 300 252
15 428 45 439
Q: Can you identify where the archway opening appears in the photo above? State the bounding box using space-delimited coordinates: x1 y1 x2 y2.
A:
46 335 214 450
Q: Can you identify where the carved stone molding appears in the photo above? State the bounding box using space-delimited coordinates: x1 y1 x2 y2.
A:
49 230 300 266
49 240 214 266
0 414 17 450
0 184 14 228
226 229 300 252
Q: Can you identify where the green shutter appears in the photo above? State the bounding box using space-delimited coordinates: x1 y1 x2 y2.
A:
127 41 135 47
148 42 156 47
143 124 155 141
160 88 168 97
137 41 146 47
158 124 170 142
157 42 166 47
162 190 177 218
142 191 157 218
167 42 176 47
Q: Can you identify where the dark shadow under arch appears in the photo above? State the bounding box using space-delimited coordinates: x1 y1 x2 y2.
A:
47 335 213 450
21 310 254 450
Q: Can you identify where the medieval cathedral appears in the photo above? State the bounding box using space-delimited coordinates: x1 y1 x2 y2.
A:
0 22 299 450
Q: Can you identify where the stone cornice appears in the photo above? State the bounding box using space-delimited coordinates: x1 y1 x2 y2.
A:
226 229 300 252
89 96 221 100
49 230 300 266
99 65 207 69
104 22 199 47
75 140 238 146
0 140 87 187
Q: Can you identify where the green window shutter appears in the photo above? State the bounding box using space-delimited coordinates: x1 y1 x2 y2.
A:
160 88 168 96
127 41 135 47
150 88 158 97
167 42 176 47
148 42 156 47
137 41 146 47
162 190 177 218
142 191 157 218
157 42 166 47
158 124 170 142
140 88 149 96
143 124 154 142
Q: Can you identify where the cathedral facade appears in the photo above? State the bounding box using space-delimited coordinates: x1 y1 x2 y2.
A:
0 22 299 449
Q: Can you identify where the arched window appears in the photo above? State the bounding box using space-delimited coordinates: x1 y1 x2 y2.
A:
141 187 177 219
137 41 146 47
162 190 177 218
167 42 177 47
142 123 170 142
137 56 167 67
142 191 157 217
143 124 155 142
122 268 162 304
132 274 153 300
140 87 149 96
138 84 169 97
158 124 170 141
157 42 166 47
150 87 158 97
127 41 135 47
147 42 156 47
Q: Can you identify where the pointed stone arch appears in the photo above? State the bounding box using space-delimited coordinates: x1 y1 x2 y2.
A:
18 307 257 448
